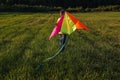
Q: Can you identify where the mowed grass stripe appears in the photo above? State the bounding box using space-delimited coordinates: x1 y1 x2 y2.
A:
0 14 55 79
0 13 52 41
0 31 33 75
0 13 52 58
0 13 49 33
4 15 58 79
0 13 52 54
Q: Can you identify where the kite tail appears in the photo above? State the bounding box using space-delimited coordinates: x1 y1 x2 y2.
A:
37 37 69 70
43 37 69 63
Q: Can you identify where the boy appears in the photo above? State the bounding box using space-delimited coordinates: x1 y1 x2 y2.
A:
58 10 67 52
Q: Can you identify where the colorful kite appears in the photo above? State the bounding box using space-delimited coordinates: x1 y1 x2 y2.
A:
49 11 89 39
43 11 89 62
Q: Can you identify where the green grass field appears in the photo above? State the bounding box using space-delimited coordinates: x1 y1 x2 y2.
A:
0 12 120 80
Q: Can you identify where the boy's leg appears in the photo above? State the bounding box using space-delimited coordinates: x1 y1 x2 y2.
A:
59 34 63 47
61 34 66 51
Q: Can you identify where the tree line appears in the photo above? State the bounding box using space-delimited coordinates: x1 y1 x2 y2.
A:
0 0 120 8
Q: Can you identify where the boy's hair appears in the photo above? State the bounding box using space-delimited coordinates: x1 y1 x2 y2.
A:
60 9 65 15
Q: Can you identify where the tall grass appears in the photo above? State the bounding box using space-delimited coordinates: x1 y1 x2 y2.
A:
0 12 120 80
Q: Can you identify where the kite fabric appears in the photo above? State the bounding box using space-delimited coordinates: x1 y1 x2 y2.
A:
49 11 89 39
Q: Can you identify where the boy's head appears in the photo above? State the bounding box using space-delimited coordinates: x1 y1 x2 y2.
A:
60 9 65 16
